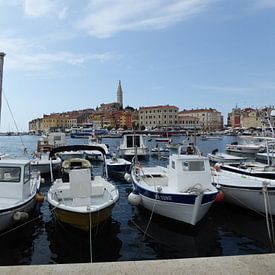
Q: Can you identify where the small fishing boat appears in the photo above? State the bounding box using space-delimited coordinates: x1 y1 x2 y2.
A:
105 155 131 179
207 149 247 164
118 133 149 158
0 159 41 232
47 145 119 231
212 163 275 215
84 135 109 161
30 133 65 174
128 144 218 225
226 140 265 154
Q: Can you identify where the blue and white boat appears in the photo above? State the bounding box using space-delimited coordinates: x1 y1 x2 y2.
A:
105 155 131 179
128 144 218 225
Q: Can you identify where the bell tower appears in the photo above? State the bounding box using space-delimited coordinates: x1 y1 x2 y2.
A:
117 80 123 109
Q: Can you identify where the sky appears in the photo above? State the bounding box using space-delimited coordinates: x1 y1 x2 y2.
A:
0 0 275 131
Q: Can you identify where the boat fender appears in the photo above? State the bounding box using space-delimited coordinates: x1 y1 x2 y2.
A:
128 192 141 206
215 191 224 203
124 173 132 183
213 163 221 172
40 177 45 184
13 211 29 222
35 192 45 202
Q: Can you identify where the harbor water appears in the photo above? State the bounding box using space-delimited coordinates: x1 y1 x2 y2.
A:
0 135 272 265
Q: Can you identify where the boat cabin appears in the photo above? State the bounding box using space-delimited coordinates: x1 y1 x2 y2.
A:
167 154 213 192
0 159 33 201
124 134 143 148
37 132 66 152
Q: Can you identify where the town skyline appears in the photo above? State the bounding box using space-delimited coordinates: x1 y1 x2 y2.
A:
1 1 275 131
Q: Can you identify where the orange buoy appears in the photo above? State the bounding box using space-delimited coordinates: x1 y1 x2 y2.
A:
35 192 45 203
215 191 224 202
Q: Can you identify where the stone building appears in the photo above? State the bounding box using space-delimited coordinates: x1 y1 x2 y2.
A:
139 105 178 130
179 108 223 131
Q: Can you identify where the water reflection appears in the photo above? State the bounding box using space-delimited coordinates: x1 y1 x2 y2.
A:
45 217 122 264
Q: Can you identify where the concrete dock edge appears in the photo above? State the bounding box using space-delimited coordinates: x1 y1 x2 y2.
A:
0 254 275 275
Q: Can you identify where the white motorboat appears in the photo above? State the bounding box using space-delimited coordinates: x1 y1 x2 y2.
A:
212 164 275 215
118 133 149 158
105 155 131 179
0 159 41 232
150 146 169 157
226 142 264 154
31 132 65 174
128 144 218 225
47 145 119 231
84 135 109 161
215 162 275 180
201 135 222 141
30 152 62 174
207 149 247 164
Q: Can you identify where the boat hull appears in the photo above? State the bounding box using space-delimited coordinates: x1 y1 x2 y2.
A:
51 203 116 231
218 184 275 215
31 161 61 174
133 183 217 225
213 168 275 215
0 196 36 232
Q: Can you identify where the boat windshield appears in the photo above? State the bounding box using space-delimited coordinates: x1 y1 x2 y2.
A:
0 166 21 182
24 164 31 183
182 161 205 172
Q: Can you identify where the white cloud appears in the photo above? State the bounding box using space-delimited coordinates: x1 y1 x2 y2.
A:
0 36 117 72
77 0 213 38
22 0 68 19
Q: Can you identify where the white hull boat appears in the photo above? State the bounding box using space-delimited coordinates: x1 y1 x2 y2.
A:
212 165 275 215
31 153 62 174
119 134 149 158
226 142 264 154
207 151 247 164
47 145 119 231
128 144 218 225
85 136 109 161
0 159 41 232
105 156 131 179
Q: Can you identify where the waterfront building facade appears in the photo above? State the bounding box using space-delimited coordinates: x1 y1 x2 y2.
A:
227 107 275 130
139 105 178 130
240 108 262 129
177 113 201 130
179 108 223 132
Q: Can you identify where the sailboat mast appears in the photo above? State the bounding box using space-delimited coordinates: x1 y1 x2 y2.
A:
0 52 5 127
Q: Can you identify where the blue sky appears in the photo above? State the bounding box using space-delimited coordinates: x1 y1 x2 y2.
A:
0 0 275 131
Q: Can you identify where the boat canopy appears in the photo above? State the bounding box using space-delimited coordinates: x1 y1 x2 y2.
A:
49 145 107 159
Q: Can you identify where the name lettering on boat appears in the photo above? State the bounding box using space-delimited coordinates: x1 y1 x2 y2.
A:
155 194 172 201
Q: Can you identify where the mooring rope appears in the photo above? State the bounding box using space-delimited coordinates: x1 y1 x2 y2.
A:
3 92 27 154
89 210 93 263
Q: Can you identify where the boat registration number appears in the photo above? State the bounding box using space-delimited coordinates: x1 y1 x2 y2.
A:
155 194 172 201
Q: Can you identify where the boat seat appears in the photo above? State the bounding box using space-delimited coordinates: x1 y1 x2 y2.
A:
69 169 92 198
91 176 105 196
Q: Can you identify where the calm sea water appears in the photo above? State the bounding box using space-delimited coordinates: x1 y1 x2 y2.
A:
0 135 272 265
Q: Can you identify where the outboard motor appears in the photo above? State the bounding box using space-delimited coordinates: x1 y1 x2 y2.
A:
212 149 219 155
